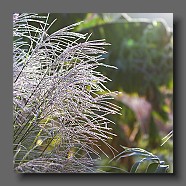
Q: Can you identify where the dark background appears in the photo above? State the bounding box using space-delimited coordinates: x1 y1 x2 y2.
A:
1 0 185 185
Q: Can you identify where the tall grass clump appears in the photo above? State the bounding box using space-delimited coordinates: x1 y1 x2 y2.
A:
13 13 121 173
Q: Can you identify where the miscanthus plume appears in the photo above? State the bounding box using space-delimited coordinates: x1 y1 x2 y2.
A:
13 13 120 173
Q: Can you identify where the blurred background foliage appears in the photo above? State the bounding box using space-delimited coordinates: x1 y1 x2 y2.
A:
37 13 173 173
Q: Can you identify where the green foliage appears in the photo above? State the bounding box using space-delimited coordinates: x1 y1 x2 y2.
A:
114 146 169 173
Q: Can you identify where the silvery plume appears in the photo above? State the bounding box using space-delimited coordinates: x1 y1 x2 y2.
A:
13 13 120 173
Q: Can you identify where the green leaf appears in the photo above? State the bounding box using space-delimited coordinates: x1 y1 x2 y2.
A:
130 161 141 173
146 162 159 173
